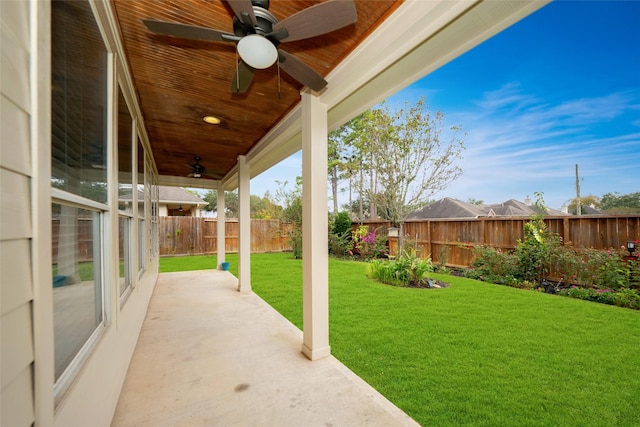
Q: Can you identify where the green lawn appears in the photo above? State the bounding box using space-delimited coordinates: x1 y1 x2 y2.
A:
160 253 640 426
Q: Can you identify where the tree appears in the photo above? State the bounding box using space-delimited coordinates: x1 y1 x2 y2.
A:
567 194 600 214
329 119 365 219
250 191 282 219
328 129 343 215
202 189 282 218
467 197 484 205
275 179 303 258
202 189 239 217
600 191 640 213
358 97 465 248
341 197 372 221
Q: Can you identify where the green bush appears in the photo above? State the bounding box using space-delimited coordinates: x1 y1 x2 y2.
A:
630 258 640 288
328 230 351 256
351 225 388 260
367 250 434 287
610 288 640 309
559 286 639 310
467 245 519 283
579 248 629 290
332 211 352 236
288 227 302 259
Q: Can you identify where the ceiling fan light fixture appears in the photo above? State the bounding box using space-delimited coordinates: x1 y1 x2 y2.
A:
237 34 277 69
203 115 221 124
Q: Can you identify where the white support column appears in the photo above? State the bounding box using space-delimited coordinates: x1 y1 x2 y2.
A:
237 155 251 292
216 182 226 269
301 92 330 360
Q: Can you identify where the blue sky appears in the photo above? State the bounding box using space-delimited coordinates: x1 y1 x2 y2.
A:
252 1 640 210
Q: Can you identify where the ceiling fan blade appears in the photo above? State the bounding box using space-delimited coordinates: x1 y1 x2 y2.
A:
278 50 327 92
271 0 357 42
143 19 238 42
230 60 256 94
225 0 257 28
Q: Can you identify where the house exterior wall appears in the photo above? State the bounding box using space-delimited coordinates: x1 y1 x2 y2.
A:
1 1 37 425
1 1 160 425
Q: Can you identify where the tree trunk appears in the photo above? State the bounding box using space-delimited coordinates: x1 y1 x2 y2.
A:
370 167 377 219
358 168 363 221
348 173 352 220
331 166 338 214
397 222 404 255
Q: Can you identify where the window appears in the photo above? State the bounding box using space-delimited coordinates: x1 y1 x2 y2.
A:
118 87 133 299
51 1 108 203
51 205 103 379
151 175 159 255
51 0 108 388
137 138 146 274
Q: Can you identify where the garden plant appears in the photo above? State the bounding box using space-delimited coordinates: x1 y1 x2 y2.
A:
464 196 639 310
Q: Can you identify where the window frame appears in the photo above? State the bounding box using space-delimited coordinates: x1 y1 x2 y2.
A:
51 192 108 402
117 84 135 305
50 0 113 404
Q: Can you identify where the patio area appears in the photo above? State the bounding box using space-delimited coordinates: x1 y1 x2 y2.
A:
111 269 419 426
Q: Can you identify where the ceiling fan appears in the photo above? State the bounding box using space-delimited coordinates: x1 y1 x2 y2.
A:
143 0 357 94
185 156 221 179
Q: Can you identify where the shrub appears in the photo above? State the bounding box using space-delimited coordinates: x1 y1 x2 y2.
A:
549 242 583 286
328 230 351 257
467 245 519 283
332 211 352 236
579 248 629 290
367 250 434 287
610 288 640 309
285 227 302 259
351 225 388 260
559 286 639 310
629 258 640 289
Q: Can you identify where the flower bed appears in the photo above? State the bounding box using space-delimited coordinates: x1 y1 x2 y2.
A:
462 195 639 309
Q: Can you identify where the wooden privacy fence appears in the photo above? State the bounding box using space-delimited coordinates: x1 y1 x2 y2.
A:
358 215 640 268
158 217 294 256
54 215 640 265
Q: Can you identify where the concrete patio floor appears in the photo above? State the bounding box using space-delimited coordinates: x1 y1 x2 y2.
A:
111 270 420 427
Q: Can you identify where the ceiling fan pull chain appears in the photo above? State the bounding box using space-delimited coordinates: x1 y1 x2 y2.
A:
277 60 281 99
235 48 240 93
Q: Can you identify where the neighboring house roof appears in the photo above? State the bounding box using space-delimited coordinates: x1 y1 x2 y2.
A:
158 186 205 205
484 199 567 217
120 186 205 206
407 197 485 219
568 205 603 215
407 197 569 220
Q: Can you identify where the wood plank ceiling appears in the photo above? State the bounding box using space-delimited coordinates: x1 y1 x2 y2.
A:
112 0 401 182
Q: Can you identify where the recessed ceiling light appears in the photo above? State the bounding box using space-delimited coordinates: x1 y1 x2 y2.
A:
203 116 221 125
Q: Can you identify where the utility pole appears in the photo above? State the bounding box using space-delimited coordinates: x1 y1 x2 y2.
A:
575 164 581 216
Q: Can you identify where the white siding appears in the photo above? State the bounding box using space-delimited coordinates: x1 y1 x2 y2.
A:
1 304 34 390
0 3 30 113
0 95 31 175
0 239 33 316
0 0 35 426
0 366 34 427
0 168 32 240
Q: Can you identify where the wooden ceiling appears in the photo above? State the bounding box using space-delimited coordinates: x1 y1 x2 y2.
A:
112 0 401 183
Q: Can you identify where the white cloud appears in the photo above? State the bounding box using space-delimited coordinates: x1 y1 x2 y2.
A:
438 85 640 208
